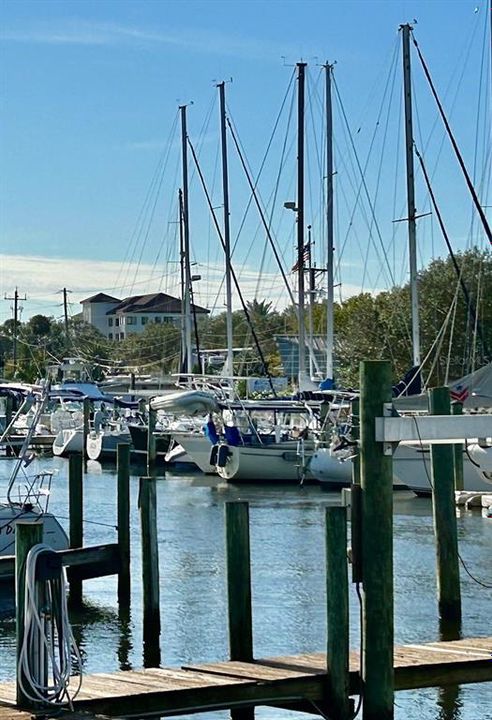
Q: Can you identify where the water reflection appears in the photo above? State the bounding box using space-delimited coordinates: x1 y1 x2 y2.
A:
0 458 491 720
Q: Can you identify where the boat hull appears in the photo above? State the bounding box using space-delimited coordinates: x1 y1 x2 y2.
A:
52 428 84 456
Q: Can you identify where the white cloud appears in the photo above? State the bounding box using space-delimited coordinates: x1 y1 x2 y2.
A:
0 253 371 323
1 19 299 61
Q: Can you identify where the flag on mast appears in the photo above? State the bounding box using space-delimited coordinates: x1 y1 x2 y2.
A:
291 244 310 273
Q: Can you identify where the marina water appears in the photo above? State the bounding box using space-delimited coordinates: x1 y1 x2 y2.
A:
0 456 491 719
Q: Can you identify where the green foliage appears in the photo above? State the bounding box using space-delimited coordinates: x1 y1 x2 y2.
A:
1 249 489 384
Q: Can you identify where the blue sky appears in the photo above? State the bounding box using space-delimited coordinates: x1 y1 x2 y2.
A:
1 0 490 322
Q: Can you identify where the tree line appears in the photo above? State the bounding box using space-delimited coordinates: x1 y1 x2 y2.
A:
1 248 490 386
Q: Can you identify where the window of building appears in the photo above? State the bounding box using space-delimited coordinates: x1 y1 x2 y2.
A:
155 316 161 323
120 332 125 340
115 318 120 327
108 318 113 327
141 317 148 325
126 316 136 325
108 333 113 340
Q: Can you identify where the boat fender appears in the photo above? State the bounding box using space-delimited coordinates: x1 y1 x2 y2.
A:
217 444 232 468
210 445 219 466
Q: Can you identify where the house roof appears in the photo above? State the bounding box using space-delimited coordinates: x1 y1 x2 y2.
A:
81 293 121 304
106 292 209 316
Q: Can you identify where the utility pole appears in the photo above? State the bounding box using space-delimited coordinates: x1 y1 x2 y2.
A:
4 288 26 376
401 24 421 367
62 288 71 346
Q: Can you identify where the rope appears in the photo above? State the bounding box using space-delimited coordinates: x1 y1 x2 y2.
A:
17 543 83 707
411 30 492 247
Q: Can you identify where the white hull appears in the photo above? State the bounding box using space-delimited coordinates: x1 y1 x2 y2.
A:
393 445 492 495
53 428 83 456
86 429 132 461
0 506 68 557
216 441 316 483
172 434 217 474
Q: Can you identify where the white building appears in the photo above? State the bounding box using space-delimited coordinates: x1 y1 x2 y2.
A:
81 292 209 341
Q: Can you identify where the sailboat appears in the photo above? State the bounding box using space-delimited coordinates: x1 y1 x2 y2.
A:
0 384 68 558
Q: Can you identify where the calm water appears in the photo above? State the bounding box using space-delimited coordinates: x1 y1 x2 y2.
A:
0 455 491 719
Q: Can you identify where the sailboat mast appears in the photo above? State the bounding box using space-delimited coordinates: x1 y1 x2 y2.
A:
325 62 335 382
180 105 193 375
401 24 421 367
218 81 234 379
296 62 307 383
178 189 186 370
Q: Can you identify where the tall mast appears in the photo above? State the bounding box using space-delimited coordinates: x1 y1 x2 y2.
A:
218 81 234 378
325 62 335 382
178 189 187 371
179 105 193 375
401 24 421 367
296 62 307 384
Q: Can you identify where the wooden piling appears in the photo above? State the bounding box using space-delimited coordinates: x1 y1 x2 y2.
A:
225 502 253 662
68 452 84 606
82 397 91 459
360 360 394 720
117 443 131 608
147 407 157 474
429 387 461 624
16 520 43 708
325 506 350 720
225 502 254 720
452 402 464 492
139 476 161 667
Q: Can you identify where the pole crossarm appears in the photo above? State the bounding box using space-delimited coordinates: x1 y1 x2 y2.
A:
375 412 492 445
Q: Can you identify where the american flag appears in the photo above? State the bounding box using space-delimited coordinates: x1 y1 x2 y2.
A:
291 244 310 273
450 384 469 403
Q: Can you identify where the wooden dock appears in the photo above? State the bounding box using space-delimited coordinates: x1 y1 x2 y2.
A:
0 637 490 719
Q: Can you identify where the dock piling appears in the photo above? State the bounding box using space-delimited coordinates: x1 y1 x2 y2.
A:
117 443 131 608
68 452 84 606
360 360 394 720
429 387 461 625
452 402 464 492
147 407 157 474
325 506 350 720
16 520 43 708
139 476 161 667
225 501 254 720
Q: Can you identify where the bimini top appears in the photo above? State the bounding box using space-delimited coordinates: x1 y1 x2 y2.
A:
150 390 219 415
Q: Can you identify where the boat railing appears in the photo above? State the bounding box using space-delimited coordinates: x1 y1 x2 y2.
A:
11 470 55 513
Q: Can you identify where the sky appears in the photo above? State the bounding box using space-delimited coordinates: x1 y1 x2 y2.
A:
1 0 491 323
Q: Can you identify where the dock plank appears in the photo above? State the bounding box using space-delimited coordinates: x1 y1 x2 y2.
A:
0 637 489 718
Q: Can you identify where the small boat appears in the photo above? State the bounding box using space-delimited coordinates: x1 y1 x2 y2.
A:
86 423 132 461
53 427 84 456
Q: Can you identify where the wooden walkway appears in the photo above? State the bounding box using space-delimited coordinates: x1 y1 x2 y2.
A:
0 637 490 719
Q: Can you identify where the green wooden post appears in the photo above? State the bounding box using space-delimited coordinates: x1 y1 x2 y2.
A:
82 397 91 459
429 387 461 624
351 398 360 486
326 507 350 720
225 502 254 720
225 502 253 661
69 452 83 606
139 476 161 667
452 402 464 492
16 520 43 708
147 407 157 474
360 360 394 720
117 443 131 608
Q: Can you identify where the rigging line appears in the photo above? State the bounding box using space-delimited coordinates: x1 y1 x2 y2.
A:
187 136 277 396
366 40 401 288
332 76 399 291
414 143 490 359
226 118 297 308
411 30 492 247
444 288 460 385
118 111 179 291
